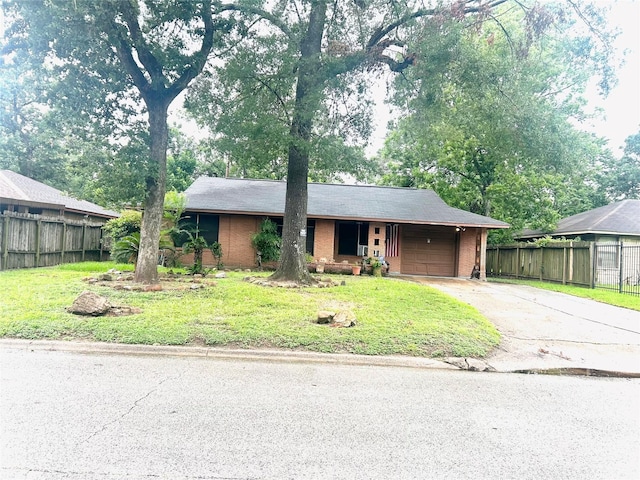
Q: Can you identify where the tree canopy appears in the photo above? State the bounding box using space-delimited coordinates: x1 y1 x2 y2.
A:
378 1 616 243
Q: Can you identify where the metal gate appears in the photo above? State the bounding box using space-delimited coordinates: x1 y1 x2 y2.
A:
594 243 640 296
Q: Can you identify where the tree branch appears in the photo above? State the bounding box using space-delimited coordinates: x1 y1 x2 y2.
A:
214 2 293 40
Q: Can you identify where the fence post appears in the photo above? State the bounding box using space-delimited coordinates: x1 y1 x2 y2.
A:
35 219 42 267
562 246 567 285
1 215 9 271
81 223 87 261
61 222 67 264
590 242 596 289
539 246 544 281
619 242 624 293
515 245 520 279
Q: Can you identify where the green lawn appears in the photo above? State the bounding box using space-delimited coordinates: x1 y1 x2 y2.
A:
489 277 640 311
0 262 500 358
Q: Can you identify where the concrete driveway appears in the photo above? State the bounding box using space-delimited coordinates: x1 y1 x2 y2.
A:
406 277 640 375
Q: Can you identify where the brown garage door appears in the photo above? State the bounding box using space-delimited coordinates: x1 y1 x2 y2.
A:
401 226 456 276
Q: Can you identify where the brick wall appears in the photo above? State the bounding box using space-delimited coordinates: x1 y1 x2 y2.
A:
313 219 335 262
456 227 487 279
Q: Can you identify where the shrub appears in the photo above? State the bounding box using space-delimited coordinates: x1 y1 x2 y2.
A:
251 218 281 263
102 210 142 244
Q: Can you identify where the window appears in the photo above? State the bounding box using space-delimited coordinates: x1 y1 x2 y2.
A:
177 214 219 247
263 217 316 255
597 244 619 269
337 221 368 256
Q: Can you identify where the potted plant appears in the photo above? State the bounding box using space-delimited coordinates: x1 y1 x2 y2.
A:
351 263 362 275
367 257 383 277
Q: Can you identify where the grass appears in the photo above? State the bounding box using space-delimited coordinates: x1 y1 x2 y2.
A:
489 277 640 312
0 262 500 358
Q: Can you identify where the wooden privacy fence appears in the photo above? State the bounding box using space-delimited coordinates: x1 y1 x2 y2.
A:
487 241 640 296
487 241 593 286
1 211 107 270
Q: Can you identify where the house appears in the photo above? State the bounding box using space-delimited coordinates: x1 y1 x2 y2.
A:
0 170 118 270
182 177 509 278
0 169 118 222
517 200 640 286
517 200 640 243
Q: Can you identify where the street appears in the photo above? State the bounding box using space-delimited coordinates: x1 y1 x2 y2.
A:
1 345 639 479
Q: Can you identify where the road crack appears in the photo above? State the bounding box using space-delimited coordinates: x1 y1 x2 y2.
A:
77 375 172 446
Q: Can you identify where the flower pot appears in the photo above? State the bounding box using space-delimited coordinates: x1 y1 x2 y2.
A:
351 265 361 275
372 266 382 277
316 263 325 274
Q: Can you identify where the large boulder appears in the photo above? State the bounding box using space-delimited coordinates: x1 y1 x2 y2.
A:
69 291 111 316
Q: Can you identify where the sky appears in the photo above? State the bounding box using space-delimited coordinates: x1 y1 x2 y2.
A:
585 0 640 155
368 0 640 157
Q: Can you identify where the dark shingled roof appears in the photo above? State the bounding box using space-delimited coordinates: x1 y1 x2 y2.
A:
0 170 118 218
185 177 509 228
519 199 640 239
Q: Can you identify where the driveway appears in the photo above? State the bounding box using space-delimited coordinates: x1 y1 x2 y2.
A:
406 277 640 374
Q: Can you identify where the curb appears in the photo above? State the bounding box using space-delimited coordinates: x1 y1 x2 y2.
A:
0 338 459 370
2 339 639 378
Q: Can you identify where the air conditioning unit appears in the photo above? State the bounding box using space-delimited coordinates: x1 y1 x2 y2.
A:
357 245 368 256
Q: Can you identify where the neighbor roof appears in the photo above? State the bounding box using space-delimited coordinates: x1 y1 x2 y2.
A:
519 199 640 239
0 170 118 218
185 177 509 228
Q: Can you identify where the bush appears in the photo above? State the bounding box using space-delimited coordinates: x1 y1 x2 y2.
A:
103 210 142 244
251 218 281 262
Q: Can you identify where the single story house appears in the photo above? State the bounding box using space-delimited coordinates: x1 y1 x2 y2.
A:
182 177 509 278
517 200 640 285
517 200 640 244
0 169 118 222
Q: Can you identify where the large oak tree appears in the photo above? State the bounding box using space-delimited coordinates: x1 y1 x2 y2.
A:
3 0 224 284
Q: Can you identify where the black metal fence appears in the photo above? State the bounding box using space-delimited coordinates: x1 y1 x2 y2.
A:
487 241 640 296
594 243 640 296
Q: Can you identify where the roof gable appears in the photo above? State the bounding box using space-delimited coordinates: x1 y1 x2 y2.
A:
0 170 118 218
185 177 509 228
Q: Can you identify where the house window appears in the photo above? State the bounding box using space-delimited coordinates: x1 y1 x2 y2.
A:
269 217 316 256
597 244 619 269
337 221 369 256
177 214 219 246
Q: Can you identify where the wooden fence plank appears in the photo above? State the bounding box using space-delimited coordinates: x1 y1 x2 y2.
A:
0 211 108 270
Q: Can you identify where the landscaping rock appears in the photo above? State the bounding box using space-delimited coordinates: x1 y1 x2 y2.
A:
331 310 356 328
69 291 111 316
143 284 163 292
317 310 335 324
98 273 113 281
215 272 227 279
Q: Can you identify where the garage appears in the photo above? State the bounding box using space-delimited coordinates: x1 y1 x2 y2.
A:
401 226 456 276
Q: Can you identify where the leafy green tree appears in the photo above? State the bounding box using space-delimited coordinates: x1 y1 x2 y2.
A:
599 133 640 200
3 0 227 284
379 2 616 242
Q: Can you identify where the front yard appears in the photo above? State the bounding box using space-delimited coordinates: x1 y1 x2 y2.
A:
0 262 500 358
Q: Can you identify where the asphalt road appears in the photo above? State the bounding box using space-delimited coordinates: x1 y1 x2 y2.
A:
1 346 639 479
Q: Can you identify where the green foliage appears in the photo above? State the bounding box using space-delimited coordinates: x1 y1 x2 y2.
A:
111 232 141 264
599 132 640 200
102 211 143 244
251 219 281 263
380 3 616 243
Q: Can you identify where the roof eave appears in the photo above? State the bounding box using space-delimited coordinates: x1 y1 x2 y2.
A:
184 208 509 228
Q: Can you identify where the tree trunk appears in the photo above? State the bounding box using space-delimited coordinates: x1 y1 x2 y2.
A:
134 100 169 284
270 1 327 284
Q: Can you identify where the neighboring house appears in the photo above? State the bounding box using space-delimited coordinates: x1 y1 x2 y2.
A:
182 177 509 278
517 200 640 285
0 169 118 222
0 170 118 270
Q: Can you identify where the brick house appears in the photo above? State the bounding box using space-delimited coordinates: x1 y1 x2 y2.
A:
182 177 509 278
